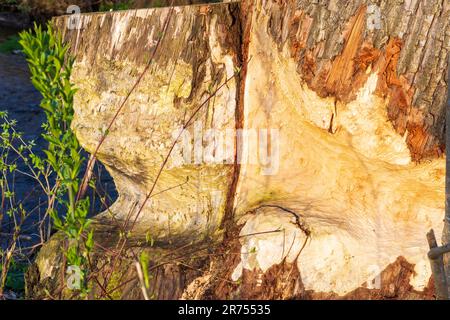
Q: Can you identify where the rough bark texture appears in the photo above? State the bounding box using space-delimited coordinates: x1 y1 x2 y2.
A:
27 0 449 300
445 62 450 297
268 0 449 162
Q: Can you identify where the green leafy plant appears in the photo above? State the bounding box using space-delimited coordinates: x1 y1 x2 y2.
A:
0 259 27 292
19 23 93 296
0 111 36 297
99 0 134 11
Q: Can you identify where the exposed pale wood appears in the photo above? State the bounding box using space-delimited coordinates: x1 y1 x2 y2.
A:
53 2 242 241
230 0 447 297
27 0 449 299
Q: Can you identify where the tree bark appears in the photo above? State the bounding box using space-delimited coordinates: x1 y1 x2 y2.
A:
28 0 449 299
427 229 448 299
445 59 450 297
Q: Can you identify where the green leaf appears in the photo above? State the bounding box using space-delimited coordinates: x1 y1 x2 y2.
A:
139 252 151 289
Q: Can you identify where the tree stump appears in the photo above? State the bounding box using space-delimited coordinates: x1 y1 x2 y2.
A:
27 0 449 299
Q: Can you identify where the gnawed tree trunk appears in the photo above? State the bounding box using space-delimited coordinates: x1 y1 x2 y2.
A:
220 0 449 299
27 0 449 300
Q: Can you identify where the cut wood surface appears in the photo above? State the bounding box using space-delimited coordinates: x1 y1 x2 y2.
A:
28 0 449 299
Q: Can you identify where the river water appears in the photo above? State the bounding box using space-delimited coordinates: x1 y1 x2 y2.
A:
0 26 47 248
0 28 117 253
